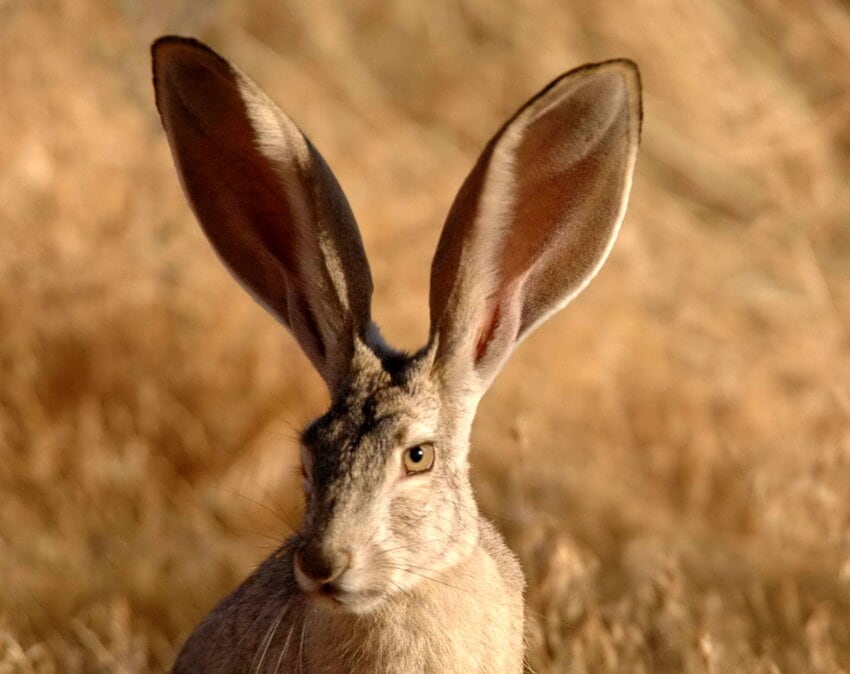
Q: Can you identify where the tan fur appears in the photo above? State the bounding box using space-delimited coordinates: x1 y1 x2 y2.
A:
173 521 522 673
153 35 641 673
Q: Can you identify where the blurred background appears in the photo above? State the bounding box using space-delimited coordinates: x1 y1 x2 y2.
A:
2 0 849 671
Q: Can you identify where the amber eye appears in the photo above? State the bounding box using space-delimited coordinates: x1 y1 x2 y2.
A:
403 444 435 474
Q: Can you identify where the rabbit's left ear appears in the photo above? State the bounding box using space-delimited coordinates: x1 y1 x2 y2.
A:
429 60 641 397
152 37 374 393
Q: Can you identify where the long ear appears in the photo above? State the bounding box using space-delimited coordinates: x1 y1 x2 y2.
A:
429 60 641 398
152 37 374 393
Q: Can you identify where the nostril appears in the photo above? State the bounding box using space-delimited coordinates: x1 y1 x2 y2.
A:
295 548 330 583
295 545 351 585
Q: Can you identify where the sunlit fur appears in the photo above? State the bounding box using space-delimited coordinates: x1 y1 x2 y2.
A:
173 338 526 672
154 34 640 673
294 342 480 613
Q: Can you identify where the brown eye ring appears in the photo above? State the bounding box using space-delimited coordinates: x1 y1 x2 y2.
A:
403 443 435 475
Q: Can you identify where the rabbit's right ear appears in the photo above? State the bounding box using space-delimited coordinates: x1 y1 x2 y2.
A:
429 61 641 402
152 37 373 393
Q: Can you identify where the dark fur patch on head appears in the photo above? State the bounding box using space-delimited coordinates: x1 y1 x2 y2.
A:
378 349 413 384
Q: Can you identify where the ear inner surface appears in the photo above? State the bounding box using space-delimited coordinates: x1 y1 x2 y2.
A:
428 60 642 398
152 37 374 391
506 70 635 335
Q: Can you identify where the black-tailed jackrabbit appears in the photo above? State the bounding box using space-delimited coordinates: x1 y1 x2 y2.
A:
152 36 641 673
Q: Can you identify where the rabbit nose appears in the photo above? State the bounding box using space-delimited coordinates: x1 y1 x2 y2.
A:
295 544 351 585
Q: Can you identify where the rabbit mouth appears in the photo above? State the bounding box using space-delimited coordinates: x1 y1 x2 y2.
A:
305 584 388 614
293 547 398 614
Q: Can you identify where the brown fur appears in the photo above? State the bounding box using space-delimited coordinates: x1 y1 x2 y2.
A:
152 35 640 672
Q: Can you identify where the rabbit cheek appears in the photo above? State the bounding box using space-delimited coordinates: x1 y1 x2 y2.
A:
376 476 471 590
375 492 438 588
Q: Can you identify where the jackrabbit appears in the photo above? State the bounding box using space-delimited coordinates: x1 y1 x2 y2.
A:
152 36 641 673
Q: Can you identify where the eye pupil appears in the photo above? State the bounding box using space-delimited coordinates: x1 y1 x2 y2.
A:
403 443 435 474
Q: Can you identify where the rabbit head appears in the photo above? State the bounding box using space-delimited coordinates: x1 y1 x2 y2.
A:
153 37 641 616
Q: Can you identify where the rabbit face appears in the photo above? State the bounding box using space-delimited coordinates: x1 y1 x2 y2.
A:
293 344 479 614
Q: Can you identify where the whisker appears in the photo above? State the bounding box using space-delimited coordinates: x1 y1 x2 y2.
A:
221 605 269 673
218 487 301 532
253 600 290 673
274 616 298 673
298 612 307 673
376 562 474 596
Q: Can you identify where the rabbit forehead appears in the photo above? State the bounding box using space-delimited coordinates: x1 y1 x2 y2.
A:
302 352 442 487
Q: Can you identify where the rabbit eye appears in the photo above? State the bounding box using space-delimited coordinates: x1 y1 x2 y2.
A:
403 444 435 475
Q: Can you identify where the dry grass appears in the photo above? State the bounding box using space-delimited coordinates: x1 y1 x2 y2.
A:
2 0 849 671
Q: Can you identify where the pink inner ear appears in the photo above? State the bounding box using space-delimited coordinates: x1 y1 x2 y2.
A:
475 299 503 364
429 63 638 388
473 280 525 369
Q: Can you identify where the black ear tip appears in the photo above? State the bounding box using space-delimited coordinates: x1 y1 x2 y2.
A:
610 58 640 75
604 59 643 133
151 35 230 76
611 59 641 95
152 35 195 65
152 35 213 56
585 59 641 89
579 59 643 135
150 35 235 111
151 34 184 52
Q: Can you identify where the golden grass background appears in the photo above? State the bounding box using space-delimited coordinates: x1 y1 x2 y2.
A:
2 0 850 671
